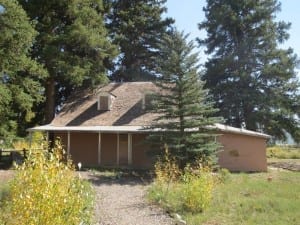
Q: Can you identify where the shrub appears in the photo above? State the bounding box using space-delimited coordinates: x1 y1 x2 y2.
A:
154 147 181 184
217 168 231 183
149 152 215 214
267 146 300 159
12 131 44 150
181 166 214 213
0 140 94 225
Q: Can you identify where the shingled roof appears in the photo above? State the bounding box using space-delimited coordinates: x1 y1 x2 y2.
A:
51 82 161 127
29 82 270 139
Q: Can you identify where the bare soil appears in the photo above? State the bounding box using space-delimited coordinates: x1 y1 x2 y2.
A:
267 159 300 171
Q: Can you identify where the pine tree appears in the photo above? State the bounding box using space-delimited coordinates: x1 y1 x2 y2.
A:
19 0 118 123
198 0 300 142
105 0 174 81
0 0 45 141
149 31 222 166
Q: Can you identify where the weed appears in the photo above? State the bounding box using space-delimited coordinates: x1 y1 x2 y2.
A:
0 140 94 225
267 146 300 159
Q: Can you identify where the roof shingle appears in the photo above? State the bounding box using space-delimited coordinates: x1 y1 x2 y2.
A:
51 82 160 127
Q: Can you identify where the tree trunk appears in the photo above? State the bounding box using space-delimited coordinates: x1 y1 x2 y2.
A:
44 76 55 124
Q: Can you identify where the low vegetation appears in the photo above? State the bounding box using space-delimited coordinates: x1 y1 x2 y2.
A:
267 145 300 159
148 149 217 215
0 140 94 225
148 149 300 225
186 170 300 225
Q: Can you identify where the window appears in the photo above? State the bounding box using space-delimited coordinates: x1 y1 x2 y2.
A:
97 92 115 111
142 93 156 110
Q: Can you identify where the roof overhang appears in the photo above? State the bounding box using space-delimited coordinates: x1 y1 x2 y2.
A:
27 125 149 133
214 123 271 139
28 123 271 139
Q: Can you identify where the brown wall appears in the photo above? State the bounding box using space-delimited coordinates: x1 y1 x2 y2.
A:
132 134 154 168
119 134 128 166
101 133 117 166
217 132 267 172
53 131 267 172
70 132 98 166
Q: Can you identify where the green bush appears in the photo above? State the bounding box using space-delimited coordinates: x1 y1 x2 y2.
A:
149 159 215 214
181 167 214 212
217 168 231 183
267 146 300 159
0 140 94 225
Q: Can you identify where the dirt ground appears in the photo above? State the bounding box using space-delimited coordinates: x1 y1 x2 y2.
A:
267 159 300 171
0 170 14 184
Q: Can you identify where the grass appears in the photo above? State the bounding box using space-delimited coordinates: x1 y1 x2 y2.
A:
0 184 9 202
149 170 300 225
267 146 300 159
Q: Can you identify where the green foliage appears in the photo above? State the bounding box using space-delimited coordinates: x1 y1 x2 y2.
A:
154 146 181 184
185 171 300 225
149 160 215 214
181 166 214 213
19 0 118 123
12 131 44 150
105 0 174 81
0 140 94 225
150 166 300 225
148 30 222 166
198 0 300 142
267 146 300 159
217 168 231 183
0 0 45 139
0 184 9 203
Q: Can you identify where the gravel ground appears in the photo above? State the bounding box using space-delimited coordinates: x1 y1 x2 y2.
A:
82 171 175 225
0 170 14 184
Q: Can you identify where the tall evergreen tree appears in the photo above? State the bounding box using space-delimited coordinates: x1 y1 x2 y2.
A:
19 0 118 123
105 0 174 81
198 0 300 142
149 31 221 166
0 0 45 141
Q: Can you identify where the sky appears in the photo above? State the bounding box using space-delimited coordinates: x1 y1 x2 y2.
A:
165 0 300 70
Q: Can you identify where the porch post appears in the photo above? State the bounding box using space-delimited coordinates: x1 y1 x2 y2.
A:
67 131 70 155
46 131 49 143
98 132 101 165
128 134 132 165
117 133 120 166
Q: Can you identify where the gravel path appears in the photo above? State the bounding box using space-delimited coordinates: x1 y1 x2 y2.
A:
82 172 175 225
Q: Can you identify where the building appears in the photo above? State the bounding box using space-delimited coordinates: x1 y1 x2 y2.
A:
29 82 270 171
